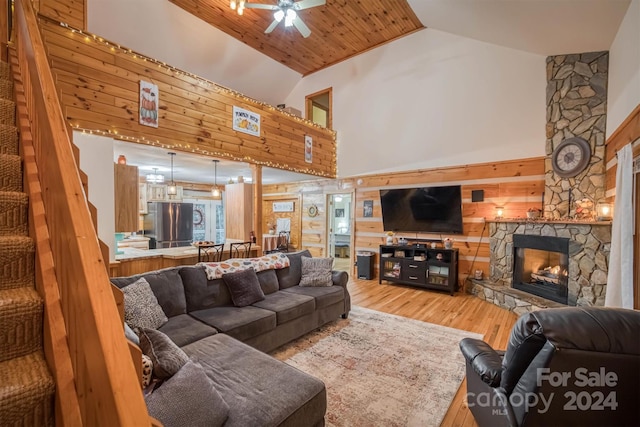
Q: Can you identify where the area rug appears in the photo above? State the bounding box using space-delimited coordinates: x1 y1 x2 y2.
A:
271 306 482 427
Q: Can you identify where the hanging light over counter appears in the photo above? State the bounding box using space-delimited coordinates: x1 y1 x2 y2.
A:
167 152 177 196
211 159 222 200
146 168 164 184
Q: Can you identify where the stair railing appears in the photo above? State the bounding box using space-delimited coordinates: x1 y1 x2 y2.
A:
13 0 150 424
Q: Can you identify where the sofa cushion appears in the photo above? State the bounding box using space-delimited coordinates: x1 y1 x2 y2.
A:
252 291 316 324
158 314 218 347
182 334 326 427
282 285 345 309
122 278 168 330
300 256 334 287
145 360 230 427
112 268 187 317
179 266 233 311
138 328 190 379
276 250 312 289
223 268 265 307
256 269 279 295
190 306 276 342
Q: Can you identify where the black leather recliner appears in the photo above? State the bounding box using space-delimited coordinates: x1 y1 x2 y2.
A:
460 307 640 427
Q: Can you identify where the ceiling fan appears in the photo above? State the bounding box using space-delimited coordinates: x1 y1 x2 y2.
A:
231 0 326 38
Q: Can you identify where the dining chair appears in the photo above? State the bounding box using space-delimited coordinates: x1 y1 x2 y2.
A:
197 243 224 263
230 241 252 258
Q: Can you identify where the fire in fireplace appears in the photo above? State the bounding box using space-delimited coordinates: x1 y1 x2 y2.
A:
512 234 570 305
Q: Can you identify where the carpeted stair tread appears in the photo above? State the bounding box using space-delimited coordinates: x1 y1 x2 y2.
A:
0 287 43 362
0 236 35 290
0 191 28 236
0 153 22 192
0 79 13 100
0 61 10 81
0 352 55 426
0 124 18 155
0 98 15 125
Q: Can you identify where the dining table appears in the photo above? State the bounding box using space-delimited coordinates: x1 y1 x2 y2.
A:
262 233 279 253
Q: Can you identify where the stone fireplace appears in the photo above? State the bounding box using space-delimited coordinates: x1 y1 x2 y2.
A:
473 220 611 313
468 51 613 314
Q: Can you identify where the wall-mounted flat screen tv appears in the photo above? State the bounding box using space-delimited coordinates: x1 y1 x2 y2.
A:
379 185 463 234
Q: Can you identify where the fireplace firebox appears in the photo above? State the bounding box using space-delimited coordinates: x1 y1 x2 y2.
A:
512 234 570 305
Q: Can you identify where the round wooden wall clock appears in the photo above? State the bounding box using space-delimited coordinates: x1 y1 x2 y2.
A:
551 137 591 178
308 205 319 217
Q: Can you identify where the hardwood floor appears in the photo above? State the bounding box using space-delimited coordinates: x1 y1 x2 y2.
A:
347 277 518 427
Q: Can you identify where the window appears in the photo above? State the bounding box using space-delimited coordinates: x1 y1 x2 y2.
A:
305 88 332 129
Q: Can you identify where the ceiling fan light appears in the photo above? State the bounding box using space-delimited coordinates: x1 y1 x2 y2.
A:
284 9 296 26
230 0 236 10
274 9 284 22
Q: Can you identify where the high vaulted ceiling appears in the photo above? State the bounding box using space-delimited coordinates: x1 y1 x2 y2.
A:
168 0 630 77
169 0 424 75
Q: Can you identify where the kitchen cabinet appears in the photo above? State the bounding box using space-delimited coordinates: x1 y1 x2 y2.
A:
114 163 139 232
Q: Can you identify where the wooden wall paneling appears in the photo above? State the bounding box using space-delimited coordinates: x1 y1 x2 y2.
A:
224 183 253 241
38 0 85 30
40 18 337 177
114 163 139 232
605 104 640 197
264 157 544 284
262 195 302 250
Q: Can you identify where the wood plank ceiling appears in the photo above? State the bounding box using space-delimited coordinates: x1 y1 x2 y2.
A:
169 0 424 75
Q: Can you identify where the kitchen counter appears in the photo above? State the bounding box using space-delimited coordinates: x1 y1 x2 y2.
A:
111 242 262 277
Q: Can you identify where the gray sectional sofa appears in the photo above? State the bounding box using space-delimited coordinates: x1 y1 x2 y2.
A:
111 250 350 427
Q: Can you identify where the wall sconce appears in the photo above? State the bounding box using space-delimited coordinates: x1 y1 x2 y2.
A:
596 202 613 221
167 152 177 196
495 206 504 219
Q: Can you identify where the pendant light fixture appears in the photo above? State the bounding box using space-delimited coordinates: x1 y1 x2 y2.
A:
167 152 177 196
211 159 222 200
146 167 164 184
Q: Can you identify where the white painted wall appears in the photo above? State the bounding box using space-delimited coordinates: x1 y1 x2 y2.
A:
73 131 116 262
285 29 547 177
607 0 640 137
86 0 300 106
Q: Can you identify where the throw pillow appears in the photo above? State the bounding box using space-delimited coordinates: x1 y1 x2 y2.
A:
122 277 168 330
138 328 190 379
145 361 230 427
141 354 153 388
222 268 265 307
300 256 334 287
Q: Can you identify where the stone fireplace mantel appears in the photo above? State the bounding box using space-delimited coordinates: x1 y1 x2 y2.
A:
484 219 611 308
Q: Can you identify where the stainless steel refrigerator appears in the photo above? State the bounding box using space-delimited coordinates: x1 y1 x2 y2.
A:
144 202 193 248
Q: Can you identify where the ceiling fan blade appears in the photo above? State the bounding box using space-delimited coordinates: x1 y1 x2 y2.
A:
293 17 311 38
295 0 325 10
243 3 278 10
264 19 280 34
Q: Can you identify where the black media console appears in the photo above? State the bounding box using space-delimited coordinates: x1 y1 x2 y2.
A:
378 244 458 295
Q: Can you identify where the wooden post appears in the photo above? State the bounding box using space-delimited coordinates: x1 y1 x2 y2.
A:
252 164 263 252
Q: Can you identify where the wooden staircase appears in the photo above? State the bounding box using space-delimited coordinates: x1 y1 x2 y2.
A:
0 59 55 425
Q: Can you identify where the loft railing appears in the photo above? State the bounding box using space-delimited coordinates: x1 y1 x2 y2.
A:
13 0 150 424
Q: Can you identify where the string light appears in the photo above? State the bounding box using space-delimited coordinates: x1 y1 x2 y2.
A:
56 20 337 177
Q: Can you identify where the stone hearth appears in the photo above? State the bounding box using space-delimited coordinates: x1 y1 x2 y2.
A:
469 219 611 313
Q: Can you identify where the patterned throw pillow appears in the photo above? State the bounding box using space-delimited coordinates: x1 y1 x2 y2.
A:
299 256 334 287
138 328 190 379
122 277 168 330
222 268 266 307
141 354 153 388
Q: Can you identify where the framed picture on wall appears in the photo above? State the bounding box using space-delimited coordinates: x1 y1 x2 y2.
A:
335 208 345 217
363 200 373 217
